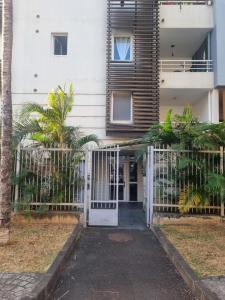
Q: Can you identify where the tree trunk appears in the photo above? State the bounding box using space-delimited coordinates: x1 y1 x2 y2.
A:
0 0 13 245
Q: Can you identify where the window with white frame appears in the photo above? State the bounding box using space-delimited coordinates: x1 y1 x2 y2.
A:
113 35 132 61
111 92 133 123
52 34 68 56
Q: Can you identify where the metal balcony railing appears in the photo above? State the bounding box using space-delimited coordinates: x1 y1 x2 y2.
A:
159 0 213 5
160 60 213 72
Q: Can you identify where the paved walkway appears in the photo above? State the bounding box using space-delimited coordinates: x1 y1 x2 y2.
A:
53 228 195 300
0 273 42 300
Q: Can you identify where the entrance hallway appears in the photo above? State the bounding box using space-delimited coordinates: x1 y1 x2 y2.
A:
119 202 146 230
53 229 195 300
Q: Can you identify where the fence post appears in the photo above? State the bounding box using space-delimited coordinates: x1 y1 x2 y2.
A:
83 147 90 228
147 146 154 227
220 146 224 217
14 144 21 212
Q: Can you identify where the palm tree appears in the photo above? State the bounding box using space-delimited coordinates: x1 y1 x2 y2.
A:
13 85 98 210
15 84 99 149
0 0 13 244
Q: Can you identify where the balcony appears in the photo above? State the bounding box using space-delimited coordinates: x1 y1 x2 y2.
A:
159 0 213 29
160 59 214 89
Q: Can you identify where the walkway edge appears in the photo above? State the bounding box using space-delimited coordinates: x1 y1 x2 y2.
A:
22 223 83 300
152 226 219 300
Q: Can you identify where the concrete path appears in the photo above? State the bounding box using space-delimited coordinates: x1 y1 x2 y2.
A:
53 228 195 300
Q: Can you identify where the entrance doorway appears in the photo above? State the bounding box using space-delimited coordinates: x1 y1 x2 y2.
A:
112 156 138 203
87 148 146 228
115 155 145 228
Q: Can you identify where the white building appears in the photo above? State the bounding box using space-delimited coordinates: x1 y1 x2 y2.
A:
2 0 225 226
9 0 225 146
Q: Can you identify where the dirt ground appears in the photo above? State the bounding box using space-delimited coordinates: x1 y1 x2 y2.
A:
160 217 225 278
0 223 74 273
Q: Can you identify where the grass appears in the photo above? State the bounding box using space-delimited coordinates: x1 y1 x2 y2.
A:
0 223 74 273
159 217 225 278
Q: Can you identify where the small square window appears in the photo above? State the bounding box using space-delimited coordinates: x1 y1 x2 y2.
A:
113 36 132 61
53 34 68 56
111 92 132 123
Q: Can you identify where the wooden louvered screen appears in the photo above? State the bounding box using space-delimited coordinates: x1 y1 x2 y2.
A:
106 0 160 137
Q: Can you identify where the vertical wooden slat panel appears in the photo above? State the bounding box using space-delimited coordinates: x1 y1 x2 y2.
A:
106 0 160 136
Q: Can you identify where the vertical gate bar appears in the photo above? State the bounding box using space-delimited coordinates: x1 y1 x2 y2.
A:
83 148 89 227
162 146 165 212
203 151 206 214
116 146 119 218
109 147 112 201
166 146 169 212
93 149 95 203
68 149 71 205
64 150 67 209
14 144 21 212
211 152 214 215
154 148 156 211
106 149 108 203
32 148 36 206
35 150 39 208
220 147 224 217
113 148 116 200
53 149 55 207
146 147 150 225
101 150 103 208
149 146 154 227
97 150 100 208
49 149 51 208
90 148 93 210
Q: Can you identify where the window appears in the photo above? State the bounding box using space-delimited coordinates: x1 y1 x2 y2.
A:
113 35 132 61
53 34 68 56
111 92 132 123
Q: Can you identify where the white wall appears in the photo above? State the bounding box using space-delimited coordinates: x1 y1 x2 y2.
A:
160 105 184 122
193 90 219 123
161 89 219 123
193 93 209 122
160 72 214 89
160 4 213 29
11 0 128 144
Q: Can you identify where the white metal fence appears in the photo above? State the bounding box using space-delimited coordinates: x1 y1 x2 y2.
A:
13 146 85 211
1 144 225 220
160 60 213 72
147 146 225 223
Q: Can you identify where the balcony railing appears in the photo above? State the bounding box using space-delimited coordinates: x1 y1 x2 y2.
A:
159 0 213 5
160 60 213 72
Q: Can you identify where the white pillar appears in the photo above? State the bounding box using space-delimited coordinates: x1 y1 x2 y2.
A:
208 89 219 123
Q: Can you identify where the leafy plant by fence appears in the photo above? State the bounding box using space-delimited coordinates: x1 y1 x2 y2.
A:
151 146 225 215
12 146 85 212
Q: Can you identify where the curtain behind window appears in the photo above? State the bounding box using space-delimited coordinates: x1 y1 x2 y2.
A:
114 37 131 61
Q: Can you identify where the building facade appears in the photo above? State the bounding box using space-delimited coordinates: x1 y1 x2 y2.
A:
4 0 224 146
1 0 225 226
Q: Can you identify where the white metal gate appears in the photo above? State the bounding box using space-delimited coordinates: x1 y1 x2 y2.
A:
86 146 120 226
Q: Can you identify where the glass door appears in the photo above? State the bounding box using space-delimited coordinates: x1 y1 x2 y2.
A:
109 156 138 202
129 159 138 202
